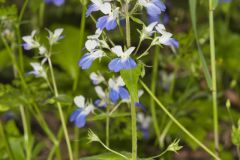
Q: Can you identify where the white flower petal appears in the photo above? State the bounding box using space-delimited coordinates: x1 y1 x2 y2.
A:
124 47 135 56
95 86 106 98
111 45 124 57
74 96 85 108
85 40 98 51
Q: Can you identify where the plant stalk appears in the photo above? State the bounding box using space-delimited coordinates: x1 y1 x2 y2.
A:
150 47 161 148
141 81 220 160
209 0 219 155
47 57 73 160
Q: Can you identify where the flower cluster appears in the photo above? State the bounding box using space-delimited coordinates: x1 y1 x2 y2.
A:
22 28 63 79
79 0 178 73
44 0 65 6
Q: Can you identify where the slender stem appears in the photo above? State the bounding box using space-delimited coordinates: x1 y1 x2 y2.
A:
142 149 168 160
20 105 31 160
98 141 129 160
150 47 161 148
106 106 110 147
39 2 45 27
126 0 131 47
47 57 73 160
17 0 29 71
126 1 137 159
137 43 153 59
0 121 15 160
209 0 219 155
140 81 221 160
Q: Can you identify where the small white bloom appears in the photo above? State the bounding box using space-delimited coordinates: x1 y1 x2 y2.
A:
48 28 64 45
39 46 47 55
137 113 151 129
141 21 158 40
22 30 40 50
90 72 105 85
74 95 95 115
111 45 135 61
108 76 125 91
29 62 47 79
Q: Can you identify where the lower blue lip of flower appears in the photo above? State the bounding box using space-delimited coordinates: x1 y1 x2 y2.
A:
109 89 119 103
79 53 95 69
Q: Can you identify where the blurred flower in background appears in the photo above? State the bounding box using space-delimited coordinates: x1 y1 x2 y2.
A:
44 0 65 6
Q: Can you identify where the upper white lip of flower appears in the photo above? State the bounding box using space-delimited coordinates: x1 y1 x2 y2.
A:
137 113 151 128
111 45 135 60
90 72 105 84
48 28 64 45
108 76 125 91
74 95 94 114
22 30 40 49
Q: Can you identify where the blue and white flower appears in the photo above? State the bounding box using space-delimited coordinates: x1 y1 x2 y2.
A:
137 113 151 139
96 6 119 30
90 72 105 85
86 0 112 17
94 86 108 107
154 24 179 48
140 21 158 40
47 28 64 45
69 96 95 128
22 30 40 50
139 0 166 22
79 49 105 70
44 0 65 6
29 62 47 79
108 45 137 72
108 76 129 103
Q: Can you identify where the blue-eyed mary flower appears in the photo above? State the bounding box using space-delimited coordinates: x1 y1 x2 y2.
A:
139 0 166 22
108 45 137 72
108 76 129 103
29 62 47 79
153 24 179 48
96 6 119 30
86 0 112 17
140 21 158 40
79 50 105 70
22 30 40 50
47 28 64 45
90 72 105 85
137 113 151 139
69 96 95 128
44 0 65 6
94 86 108 108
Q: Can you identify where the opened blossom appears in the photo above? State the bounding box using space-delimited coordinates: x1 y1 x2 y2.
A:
69 96 95 128
108 45 137 72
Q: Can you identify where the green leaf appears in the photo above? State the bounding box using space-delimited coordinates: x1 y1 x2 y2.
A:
189 0 212 89
120 64 142 99
130 16 144 25
0 104 9 112
213 0 219 9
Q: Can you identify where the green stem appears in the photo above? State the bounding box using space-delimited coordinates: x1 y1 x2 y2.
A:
39 2 45 27
142 149 168 160
17 0 29 71
126 0 131 47
209 0 219 155
47 57 73 160
106 106 110 147
150 47 161 148
0 121 15 160
20 105 32 160
140 81 221 160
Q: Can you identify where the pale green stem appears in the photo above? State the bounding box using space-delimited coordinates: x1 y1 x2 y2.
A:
106 106 110 147
98 141 129 160
126 1 137 159
47 57 73 160
150 46 161 148
0 121 15 160
209 0 219 155
142 149 168 160
17 0 29 71
20 105 31 160
140 81 221 160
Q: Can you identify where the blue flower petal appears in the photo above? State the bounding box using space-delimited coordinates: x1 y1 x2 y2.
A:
75 113 88 128
86 4 99 17
119 87 129 100
53 0 64 6
135 102 146 112
109 89 119 103
96 16 108 30
122 58 137 70
78 53 95 69
108 58 123 72
106 19 117 30
153 0 166 12
165 38 179 48
69 109 81 122
146 4 161 17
